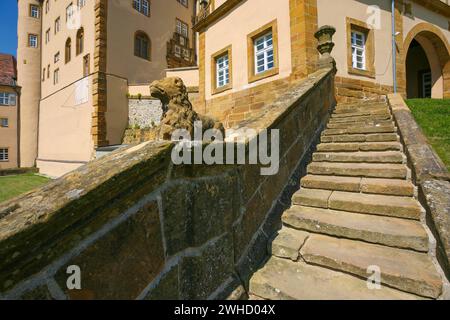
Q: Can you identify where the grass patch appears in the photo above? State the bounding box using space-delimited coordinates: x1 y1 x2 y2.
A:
405 99 450 171
0 173 50 204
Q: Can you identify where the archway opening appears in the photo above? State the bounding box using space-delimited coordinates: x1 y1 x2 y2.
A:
406 39 432 98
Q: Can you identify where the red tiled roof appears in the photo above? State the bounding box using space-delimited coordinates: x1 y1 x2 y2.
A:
0 54 17 87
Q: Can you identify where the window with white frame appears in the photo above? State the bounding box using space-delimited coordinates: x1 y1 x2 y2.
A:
54 52 60 63
133 0 150 16
351 31 366 70
176 19 189 38
28 34 38 48
216 54 230 88
78 0 86 9
66 3 74 22
0 118 8 128
0 93 16 106
254 32 274 74
45 0 50 14
30 4 40 18
0 148 9 161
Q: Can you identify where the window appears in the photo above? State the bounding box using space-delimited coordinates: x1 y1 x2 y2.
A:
216 55 229 88
55 17 61 34
247 20 279 83
28 34 38 48
45 29 50 44
134 32 151 60
0 118 8 128
65 38 72 63
0 93 16 106
54 52 60 63
47 64 50 79
346 18 375 78
351 31 366 70
42 68 46 81
174 45 181 57
30 4 40 18
45 0 50 14
76 28 84 55
54 69 59 85
211 45 232 94
66 3 74 22
254 32 274 74
0 148 9 162
177 0 188 7
133 0 150 16
176 19 189 38
78 0 86 9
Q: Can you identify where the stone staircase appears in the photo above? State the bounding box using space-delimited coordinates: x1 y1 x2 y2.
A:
249 101 446 300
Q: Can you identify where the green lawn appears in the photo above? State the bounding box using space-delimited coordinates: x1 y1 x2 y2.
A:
0 173 50 204
405 99 450 171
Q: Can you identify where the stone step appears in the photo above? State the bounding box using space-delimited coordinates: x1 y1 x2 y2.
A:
322 125 396 136
313 151 404 164
301 175 415 196
336 102 387 110
269 227 310 261
292 188 332 209
249 257 422 300
334 105 388 114
329 114 392 124
327 120 394 129
317 142 402 152
283 206 429 252
329 191 422 220
321 133 399 143
300 235 442 298
307 162 408 179
332 109 390 119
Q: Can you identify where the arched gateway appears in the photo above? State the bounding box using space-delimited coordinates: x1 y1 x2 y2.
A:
402 23 450 99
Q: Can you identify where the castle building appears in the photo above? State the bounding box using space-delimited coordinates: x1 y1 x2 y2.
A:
0 54 20 169
169 0 450 127
17 0 196 177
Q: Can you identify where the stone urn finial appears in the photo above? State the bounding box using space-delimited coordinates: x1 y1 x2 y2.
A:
315 25 336 69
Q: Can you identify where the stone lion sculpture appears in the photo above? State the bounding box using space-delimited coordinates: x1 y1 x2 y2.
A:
149 77 224 140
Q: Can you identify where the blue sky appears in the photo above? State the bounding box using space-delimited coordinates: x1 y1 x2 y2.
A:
0 0 18 56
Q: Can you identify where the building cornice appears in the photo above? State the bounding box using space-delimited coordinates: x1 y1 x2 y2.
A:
193 0 245 32
412 0 450 18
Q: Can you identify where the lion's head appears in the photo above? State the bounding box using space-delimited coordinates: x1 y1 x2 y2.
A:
149 77 188 106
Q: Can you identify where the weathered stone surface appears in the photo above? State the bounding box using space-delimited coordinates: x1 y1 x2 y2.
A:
301 175 360 192
420 180 450 278
329 191 422 220
361 178 415 197
292 188 332 209
144 264 180 300
21 285 54 300
407 144 448 183
317 142 401 152
283 206 428 251
249 257 421 300
308 162 407 179
313 151 403 163
321 133 398 143
327 119 393 129
323 125 395 136
301 235 442 298
269 227 310 261
331 109 390 119
179 234 234 300
0 141 173 292
55 201 165 300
